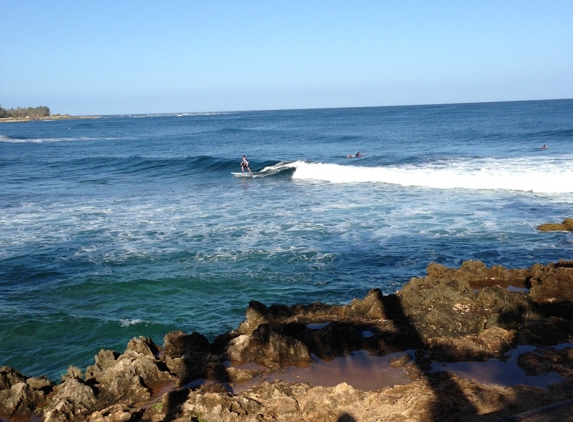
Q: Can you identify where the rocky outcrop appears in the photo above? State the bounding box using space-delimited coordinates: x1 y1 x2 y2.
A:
0 366 54 418
1 337 172 421
538 218 573 232
235 288 387 335
43 368 98 422
161 330 212 386
398 260 573 345
226 324 313 369
220 260 573 368
2 260 573 421
82 337 173 407
101 376 573 422
518 346 573 378
527 261 573 313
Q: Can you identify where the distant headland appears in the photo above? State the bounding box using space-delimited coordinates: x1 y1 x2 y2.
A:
0 105 97 122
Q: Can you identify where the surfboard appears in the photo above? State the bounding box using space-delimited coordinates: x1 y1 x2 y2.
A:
232 172 256 178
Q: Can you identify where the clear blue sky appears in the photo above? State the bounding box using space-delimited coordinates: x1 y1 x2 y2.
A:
1 1 572 115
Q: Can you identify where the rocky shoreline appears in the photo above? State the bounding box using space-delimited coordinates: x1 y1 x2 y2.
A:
0 115 99 123
2 260 573 421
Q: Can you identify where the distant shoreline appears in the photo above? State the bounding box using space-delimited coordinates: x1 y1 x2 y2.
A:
0 115 100 123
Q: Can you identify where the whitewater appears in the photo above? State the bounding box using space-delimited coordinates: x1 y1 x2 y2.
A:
0 99 572 380
258 159 573 193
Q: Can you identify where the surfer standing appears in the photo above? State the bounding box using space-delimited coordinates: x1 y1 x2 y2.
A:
240 155 251 173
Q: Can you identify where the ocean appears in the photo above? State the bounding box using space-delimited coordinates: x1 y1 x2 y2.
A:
1 99 572 381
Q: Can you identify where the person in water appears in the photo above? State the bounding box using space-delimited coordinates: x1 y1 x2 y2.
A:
240 155 251 172
347 152 363 158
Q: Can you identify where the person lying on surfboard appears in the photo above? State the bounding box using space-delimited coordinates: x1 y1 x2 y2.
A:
240 155 252 172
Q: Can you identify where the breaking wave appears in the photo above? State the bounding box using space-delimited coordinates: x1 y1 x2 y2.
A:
290 157 573 193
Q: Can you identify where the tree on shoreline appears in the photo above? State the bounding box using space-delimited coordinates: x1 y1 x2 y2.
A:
0 105 51 119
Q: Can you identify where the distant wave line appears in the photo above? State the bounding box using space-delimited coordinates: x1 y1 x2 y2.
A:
0 135 118 143
117 112 230 118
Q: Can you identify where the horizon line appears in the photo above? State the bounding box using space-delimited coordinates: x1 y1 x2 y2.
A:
69 97 572 118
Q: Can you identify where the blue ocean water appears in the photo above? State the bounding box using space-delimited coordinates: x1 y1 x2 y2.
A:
1 100 572 380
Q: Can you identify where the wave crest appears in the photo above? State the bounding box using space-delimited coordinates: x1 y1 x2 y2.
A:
291 158 573 193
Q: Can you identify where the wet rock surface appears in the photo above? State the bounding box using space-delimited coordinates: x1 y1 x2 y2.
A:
518 346 573 378
2 260 573 421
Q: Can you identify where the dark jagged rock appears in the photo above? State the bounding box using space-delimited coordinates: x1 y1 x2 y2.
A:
0 380 45 418
302 321 372 359
476 285 533 329
84 337 174 407
163 330 210 357
26 375 54 393
516 317 573 346
87 403 143 422
0 337 175 421
518 346 573 377
84 349 120 380
236 288 386 335
0 366 27 390
3 260 573 421
161 330 214 386
226 324 313 369
526 261 573 317
397 261 541 341
43 376 97 422
398 275 489 339
0 366 54 418
62 366 83 382
425 326 517 362
425 260 527 285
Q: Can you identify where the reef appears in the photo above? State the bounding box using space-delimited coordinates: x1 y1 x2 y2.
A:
2 260 573 421
537 218 573 232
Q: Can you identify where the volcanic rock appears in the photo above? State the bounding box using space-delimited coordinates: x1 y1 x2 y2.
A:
518 346 573 377
84 337 174 406
0 366 54 417
226 324 313 369
537 218 573 232
526 261 573 317
3 260 573 422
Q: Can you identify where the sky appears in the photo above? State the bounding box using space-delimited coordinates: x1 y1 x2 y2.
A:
1 1 572 115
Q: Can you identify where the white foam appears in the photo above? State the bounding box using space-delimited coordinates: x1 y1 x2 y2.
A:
0 135 117 143
120 318 144 327
241 160 300 178
125 112 228 118
291 158 573 193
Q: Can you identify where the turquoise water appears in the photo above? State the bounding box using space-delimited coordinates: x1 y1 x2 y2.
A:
1 100 572 380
